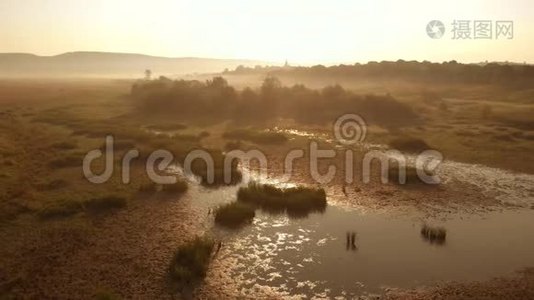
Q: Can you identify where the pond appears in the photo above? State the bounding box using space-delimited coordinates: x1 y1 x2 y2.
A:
190 182 534 298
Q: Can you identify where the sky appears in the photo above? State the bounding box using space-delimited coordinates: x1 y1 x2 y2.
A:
0 0 533 65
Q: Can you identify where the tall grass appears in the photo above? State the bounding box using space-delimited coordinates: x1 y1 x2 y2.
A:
387 165 435 185
214 202 255 228
161 180 188 194
389 137 431 153
421 224 447 244
38 195 127 219
168 236 214 289
84 195 127 213
237 182 327 217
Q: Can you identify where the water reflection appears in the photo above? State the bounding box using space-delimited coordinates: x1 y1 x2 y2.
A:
210 206 534 298
346 231 358 251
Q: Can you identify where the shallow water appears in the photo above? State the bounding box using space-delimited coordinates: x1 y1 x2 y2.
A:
174 127 534 297
195 182 534 297
274 127 534 208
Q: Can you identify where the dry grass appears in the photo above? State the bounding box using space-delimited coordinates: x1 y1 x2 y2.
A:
168 236 214 289
237 182 327 217
214 202 255 228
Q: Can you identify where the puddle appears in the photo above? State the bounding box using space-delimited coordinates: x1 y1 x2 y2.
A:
182 171 534 298
204 192 534 297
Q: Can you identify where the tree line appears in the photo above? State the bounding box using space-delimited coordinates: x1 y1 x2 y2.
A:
225 60 534 86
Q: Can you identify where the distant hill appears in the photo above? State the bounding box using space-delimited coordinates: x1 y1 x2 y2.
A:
0 51 268 78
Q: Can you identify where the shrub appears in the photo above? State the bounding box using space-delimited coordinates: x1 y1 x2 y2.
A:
83 196 127 213
214 202 255 228
161 180 188 194
2 158 16 166
389 137 431 153
189 151 242 187
138 182 158 193
38 201 82 220
421 224 447 244
224 141 242 151
48 154 82 169
37 179 69 191
50 141 77 150
198 131 210 139
237 182 327 216
168 236 214 288
94 289 121 300
387 165 434 185
100 139 136 151
173 134 201 142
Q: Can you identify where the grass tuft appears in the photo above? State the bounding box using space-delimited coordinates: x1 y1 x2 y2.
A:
421 224 447 244
94 288 121 300
168 236 214 289
84 196 127 213
389 137 431 153
48 154 82 169
50 141 77 150
38 201 82 220
214 202 255 228
387 165 436 185
237 182 327 217
161 180 188 194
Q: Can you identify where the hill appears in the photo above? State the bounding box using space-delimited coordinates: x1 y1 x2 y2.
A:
0 51 267 78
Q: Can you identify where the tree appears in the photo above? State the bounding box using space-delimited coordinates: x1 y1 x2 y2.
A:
144 69 152 80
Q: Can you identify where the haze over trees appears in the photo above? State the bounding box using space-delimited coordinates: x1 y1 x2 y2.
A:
130 76 418 127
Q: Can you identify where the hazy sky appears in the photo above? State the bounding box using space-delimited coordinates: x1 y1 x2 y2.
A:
1 0 533 65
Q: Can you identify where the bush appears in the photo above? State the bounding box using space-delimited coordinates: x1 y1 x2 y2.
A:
173 134 201 142
168 236 214 288
224 141 242 151
387 165 434 185
38 201 82 220
161 180 188 194
198 131 210 139
389 137 431 153
237 182 327 217
223 129 288 145
94 289 121 300
421 224 447 244
83 196 127 213
189 151 242 187
50 141 77 150
48 154 82 169
100 139 136 151
215 202 255 228
37 179 69 191
138 182 158 193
